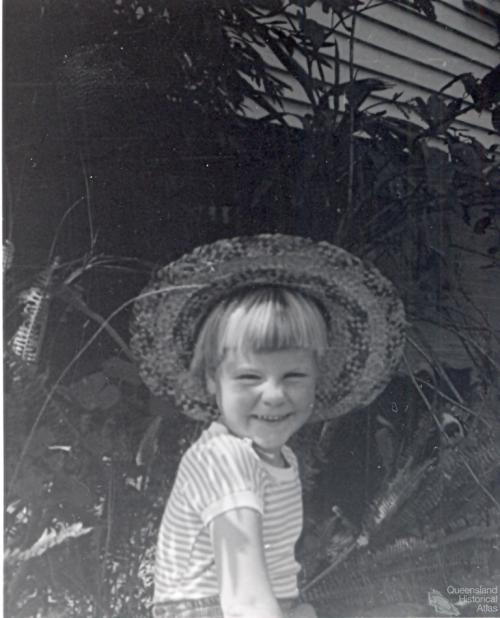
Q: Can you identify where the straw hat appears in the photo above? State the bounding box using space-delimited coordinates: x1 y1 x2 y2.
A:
131 234 406 421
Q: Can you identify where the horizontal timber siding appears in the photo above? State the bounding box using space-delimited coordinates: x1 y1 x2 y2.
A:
249 0 499 147
244 0 499 367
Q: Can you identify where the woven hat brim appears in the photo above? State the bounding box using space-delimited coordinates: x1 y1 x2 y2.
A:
131 234 406 421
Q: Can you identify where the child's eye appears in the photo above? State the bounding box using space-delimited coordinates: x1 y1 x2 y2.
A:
236 374 260 381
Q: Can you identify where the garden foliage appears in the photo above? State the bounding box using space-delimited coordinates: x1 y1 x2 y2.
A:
4 1 500 616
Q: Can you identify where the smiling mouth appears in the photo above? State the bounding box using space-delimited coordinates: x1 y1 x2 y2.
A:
253 413 292 423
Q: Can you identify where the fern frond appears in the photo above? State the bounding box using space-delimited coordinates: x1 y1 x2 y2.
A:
3 239 14 272
302 386 500 611
363 457 432 531
4 522 93 565
9 258 59 364
303 518 499 609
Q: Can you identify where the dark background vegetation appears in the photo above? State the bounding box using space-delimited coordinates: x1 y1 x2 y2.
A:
4 1 500 616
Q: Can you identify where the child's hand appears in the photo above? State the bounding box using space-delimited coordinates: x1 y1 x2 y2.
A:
287 602 317 618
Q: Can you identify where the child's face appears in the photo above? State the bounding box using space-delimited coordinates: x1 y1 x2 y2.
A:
207 347 317 456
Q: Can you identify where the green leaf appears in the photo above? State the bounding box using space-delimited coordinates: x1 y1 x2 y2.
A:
31 427 56 457
302 19 328 49
102 356 142 385
411 0 436 20
135 416 163 467
421 142 452 196
473 216 492 234
321 0 363 15
460 73 481 103
426 94 449 126
12 466 47 500
70 372 120 410
252 0 284 10
66 478 94 508
97 384 121 410
492 105 500 134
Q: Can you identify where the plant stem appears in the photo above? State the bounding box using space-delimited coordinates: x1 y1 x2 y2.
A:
459 457 500 513
403 354 500 513
347 7 357 221
57 284 134 361
301 539 359 595
402 353 441 427
79 152 95 252
416 378 491 427
406 331 465 403
48 198 85 263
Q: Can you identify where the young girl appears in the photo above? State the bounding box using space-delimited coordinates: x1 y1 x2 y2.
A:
131 234 405 618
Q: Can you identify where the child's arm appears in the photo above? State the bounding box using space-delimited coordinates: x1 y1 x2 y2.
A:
210 507 285 618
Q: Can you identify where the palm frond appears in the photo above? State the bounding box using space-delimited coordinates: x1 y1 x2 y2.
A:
9 259 59 364
302 382 500 613
5 523 93 565
3 239 14 273
304 514 499 614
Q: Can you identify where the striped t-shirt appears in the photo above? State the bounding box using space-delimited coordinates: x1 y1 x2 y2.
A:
154 421 303 603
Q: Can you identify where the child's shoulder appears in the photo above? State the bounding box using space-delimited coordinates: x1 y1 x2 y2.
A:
181 421 258 467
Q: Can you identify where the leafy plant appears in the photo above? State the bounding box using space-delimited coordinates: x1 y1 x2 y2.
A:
4 0 500 616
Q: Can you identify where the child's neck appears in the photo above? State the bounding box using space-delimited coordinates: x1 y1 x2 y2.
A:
252 444 288 468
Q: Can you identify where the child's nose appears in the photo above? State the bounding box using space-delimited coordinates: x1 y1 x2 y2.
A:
262 379 286 405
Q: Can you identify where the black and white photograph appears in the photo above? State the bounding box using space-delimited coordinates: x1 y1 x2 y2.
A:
4 1 500 617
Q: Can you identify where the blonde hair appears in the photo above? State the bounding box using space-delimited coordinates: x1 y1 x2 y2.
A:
190 286 328 379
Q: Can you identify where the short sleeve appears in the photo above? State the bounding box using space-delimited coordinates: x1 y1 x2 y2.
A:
180 434 264 526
